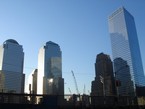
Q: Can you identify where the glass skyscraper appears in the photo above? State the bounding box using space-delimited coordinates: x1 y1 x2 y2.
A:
108 7 145 91
114 58 134 96
37 41 64 95
0 39 25 93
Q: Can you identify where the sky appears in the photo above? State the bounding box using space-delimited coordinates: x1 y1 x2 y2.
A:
0 0 145 95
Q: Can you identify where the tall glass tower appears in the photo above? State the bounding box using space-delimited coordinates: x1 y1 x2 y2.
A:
37 41 64 95
108 7 145 90
0 39 25 93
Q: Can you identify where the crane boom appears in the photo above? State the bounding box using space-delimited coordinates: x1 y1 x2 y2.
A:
71 70 79 95
83 84 86 94
68 88 72 94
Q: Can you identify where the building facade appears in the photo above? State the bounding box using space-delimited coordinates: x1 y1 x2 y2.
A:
114 58 134 96
32 69 37 94
37 41 64 95
0 39 25 93
91 53 115 96
108 7 145 91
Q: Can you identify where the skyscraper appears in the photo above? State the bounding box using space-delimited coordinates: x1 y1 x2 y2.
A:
108 7 145 90
114 58 134 96
37 41 64 95
0 39 25 93
32 69 37 94
25 69 37 103
91 53 115 96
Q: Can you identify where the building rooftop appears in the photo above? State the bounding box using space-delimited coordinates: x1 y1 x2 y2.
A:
4 39 19 45
46 41 59 46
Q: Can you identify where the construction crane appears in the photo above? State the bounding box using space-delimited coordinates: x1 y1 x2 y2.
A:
71 70 79 95
68 87 72 94
83 84 86 95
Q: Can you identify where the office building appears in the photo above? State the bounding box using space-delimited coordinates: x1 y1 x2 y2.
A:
108 7 145 90
32 69 37 94
91 53 115 96
0 39 25 93
114 58 134 96
37 41 64 95
26 69 38 94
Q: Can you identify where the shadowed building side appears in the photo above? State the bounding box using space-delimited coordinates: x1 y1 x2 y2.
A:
32 69 37 94
91 53 115 96
114 58 134 96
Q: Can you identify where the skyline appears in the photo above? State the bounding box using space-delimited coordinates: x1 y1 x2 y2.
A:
0 0 145 94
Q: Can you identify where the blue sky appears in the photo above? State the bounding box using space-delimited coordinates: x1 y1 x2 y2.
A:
0 0 145 94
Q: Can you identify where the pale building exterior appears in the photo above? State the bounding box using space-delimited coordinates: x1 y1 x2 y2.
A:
25 69 38 94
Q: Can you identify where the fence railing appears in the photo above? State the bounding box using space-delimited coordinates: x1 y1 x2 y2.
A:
0 93 144 109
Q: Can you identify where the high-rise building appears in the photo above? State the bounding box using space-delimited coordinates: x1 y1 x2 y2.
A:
32 69 37 94
26 69 37 94
25 69 37 104
0 39 25 93
37 41 64 95
114 58 134 96
25 69 35 94
108 7 145 90
91 53 115 96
